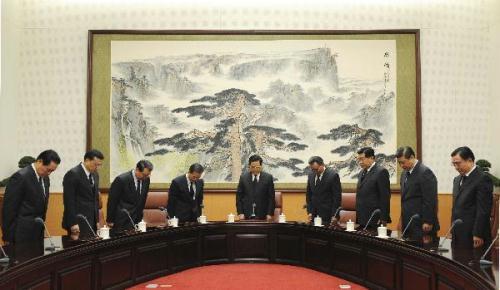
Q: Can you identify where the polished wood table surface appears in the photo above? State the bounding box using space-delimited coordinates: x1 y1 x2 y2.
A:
0 221 497 290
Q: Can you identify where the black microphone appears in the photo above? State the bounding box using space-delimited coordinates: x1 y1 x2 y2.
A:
363 209 381 231
34 217 60 251
158 206 170 219
121 208 137 231
76 214 99 238
332 206 342 220
401 214 420 239
200 204 205 215
435 218 463 252
327 206 343 229
0 244 9 264
479 230 499 266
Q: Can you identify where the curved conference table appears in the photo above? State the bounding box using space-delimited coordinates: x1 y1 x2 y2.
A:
0 222 497 290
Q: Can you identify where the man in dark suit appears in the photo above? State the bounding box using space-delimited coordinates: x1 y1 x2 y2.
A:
355 147 391 229
236 155 275 221
306 156 342 225
396 146 439 240
106 160 153 232
450 146 493 249
167 163 205 223
62 149 104 236
2 150 60 244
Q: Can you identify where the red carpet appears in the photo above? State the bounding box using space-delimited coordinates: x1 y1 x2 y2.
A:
128 263 367 290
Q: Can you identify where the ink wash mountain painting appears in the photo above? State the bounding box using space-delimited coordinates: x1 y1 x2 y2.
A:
110 40 397 183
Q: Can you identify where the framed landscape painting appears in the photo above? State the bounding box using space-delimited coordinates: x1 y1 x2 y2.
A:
88 30 420 190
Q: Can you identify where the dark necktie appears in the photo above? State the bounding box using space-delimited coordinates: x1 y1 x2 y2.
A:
404 171 410 186
88 174 95 194
360 170 367 182
189 182 197 216
314 175 320 186
38 177 45 197
459 175 466 188
190 182 195 200
136 180 141 195
252 175 258 198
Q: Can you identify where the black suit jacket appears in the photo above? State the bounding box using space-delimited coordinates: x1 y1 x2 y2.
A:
356 163 391 227
451 167 493 247
107 171 150 231
167 174 204 223
236 171 275 219
62 164 100 234
400 161 440 239
306 167 342 224
1 165 49 243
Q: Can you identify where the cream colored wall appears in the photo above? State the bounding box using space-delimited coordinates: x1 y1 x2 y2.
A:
0 0 498 193
0 0 19 180
489 0 500 178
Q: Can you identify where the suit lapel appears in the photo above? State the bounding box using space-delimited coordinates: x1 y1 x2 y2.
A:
402 162 418 198
358 165 374 189
194 180 201 199
453 176 461 202
456 167 478 199
255 173 261 196
128 172 138 197
357 171 364 189
459 180 465 193
317 169 327 188
43 176 50 200
249 173 257 197
400 171 407 199
28 165 46 201
77 165 93 192
184 175 193 199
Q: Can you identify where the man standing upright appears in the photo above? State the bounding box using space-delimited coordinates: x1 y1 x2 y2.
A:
396 146 439 240
167 163 205 223
306 156 342 225
62 149 104 236
107 160 153 232
356 147 391 229
2 150 60 244
236 155 275 221
451 146 493 248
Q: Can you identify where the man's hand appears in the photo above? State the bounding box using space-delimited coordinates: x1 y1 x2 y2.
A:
266 215 273 222
473 236 484 248
70 232 80 241
307 213 313 223
107 222 114 228
238 214 245 220
422 223 433 233
330 217 338 225
70 224 80 233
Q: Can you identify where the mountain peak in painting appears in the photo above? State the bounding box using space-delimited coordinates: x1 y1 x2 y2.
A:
110 40 397 183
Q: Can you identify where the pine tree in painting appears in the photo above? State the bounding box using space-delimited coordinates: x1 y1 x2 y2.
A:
149 88 307 181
